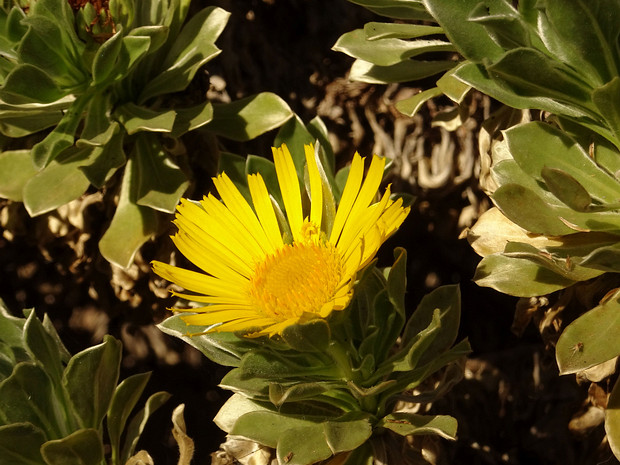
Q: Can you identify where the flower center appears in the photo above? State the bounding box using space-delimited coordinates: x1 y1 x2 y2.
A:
249 239 344 320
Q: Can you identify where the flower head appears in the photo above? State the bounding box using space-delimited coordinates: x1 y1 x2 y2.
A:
152 144 409 337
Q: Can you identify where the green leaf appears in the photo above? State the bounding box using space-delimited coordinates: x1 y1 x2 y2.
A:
0 362 65 438
593 76 620 149
170 101 214 138
606 376 620 461
132 133 189 213
394 87 442 117
120 391 171 464
492 184 580 236
78 130 126 188
239 350 334 379
421 0 506 61
556 290 620 374
32 94 91 168
474 253 576 297
281 319 330 353
505 122 620 204
378 412 457 440
542 0 618 86
333 29 454 67
63 335 121 429
453 62 594 120
23 311 63 387
0 150 37 201
436 66 471 103
99 156 159 269
230 410 373 465
402 284 460 362
363 22 443 40
0 64 65 104
349 58 455 84
40 428 103 465
347 0 433 20
138 7 230 103
486 49 593 111
269 382 330 408
107 372 151 464
541 167 591 211
115 102 176 135
157 314 256 367
92 27 124 86
391 309 441 372
0 104 66 137
22 147 91 217
206 92 294 141
0 423 46 465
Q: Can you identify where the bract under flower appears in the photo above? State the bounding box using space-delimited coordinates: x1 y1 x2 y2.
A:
152 144 410 337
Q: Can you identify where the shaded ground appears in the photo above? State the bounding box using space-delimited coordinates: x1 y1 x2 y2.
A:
0 1 618 464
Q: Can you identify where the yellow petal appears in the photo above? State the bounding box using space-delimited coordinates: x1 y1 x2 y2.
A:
214 173 275 254
305 144 323 227
273 144 303 241
329 153 364 244
248 173 284 251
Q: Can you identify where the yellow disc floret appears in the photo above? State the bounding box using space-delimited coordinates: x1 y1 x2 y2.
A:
249 236 344 320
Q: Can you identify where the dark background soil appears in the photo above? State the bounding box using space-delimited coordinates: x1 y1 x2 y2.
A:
0 1 617 464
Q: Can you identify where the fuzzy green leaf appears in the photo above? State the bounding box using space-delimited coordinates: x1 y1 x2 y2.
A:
282 319 330 353
99 157 159 269
378 412 457 440
347 0 433 20
349 58 455 84
453 62 592 119
206 92 294 141
120 391 171 464
0 150 37 201
116 103 176 135
474 253 576 297
23 311 63 387
556 290 620 374
157 314 256 367
0 362 65 438
170 101 214 138
505 122 620 204
92 28 124 85
541 167 591 211
363 22 443 40
107 372 151 463
395 87 442 117
22 147 91 216
0 64 65 104
40 428 103 465
62 335 121 430
421 0 506 61
138 7 230 103
0 423 46 465
333 28 454 67
606 376 620 461
132 133 188 213
402 284 460 362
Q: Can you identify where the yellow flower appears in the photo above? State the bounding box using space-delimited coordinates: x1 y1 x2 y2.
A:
152 144 410 337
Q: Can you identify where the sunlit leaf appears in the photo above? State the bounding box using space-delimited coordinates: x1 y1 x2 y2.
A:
99 157 159 269
63 335 122 429
0 150 37 201
556 290 620 374
206 92 293 141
